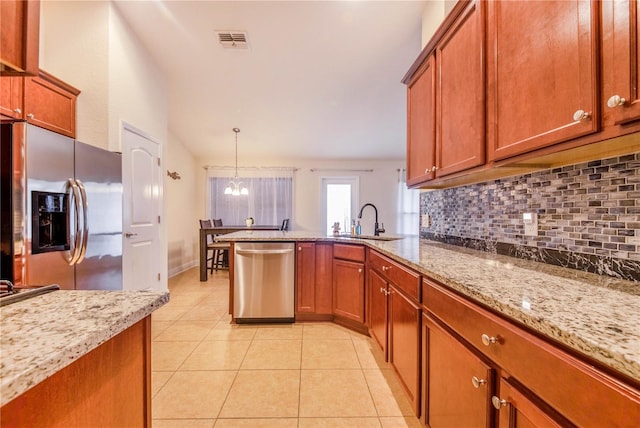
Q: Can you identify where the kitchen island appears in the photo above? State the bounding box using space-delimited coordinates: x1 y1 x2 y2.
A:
0 289 169 427
220 230 640 426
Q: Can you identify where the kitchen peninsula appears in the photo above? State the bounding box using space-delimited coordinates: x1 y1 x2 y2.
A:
0 289 169 427
219 230 640 426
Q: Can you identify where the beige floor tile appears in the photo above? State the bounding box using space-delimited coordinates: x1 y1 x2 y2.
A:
153 419 215 428
301 340 361 369
154 320 216 341
205 324 257 341
151 371 173 397
180 340 251 370
153 371 236 419
303 323 352 340
152 304 191 321
219 370 300 418
379 416 423 428
254 324 304 340
214 418 298 427
152 341 199 371
352 335 387 369
299 369 377 417
364 369 414 416
152 320 174 339
241 340 302 369
298 417 382 427
179 303 227 321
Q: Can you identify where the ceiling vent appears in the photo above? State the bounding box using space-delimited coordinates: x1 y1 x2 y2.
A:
216 31 248 49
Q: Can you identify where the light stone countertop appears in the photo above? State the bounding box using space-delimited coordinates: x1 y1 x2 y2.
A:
0 290 169 406
220 230 640 382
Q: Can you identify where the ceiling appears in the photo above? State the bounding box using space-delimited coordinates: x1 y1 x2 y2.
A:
113 1 426 162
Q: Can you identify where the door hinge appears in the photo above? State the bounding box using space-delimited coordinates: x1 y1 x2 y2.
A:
157 273 161 281
157 157 161 166
158 215 161 223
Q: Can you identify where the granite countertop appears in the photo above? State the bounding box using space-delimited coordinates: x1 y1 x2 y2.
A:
0 290 169 406
220 230 640 382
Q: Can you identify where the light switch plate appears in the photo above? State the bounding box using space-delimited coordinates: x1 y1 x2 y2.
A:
421 214 431 228
523 212 538 236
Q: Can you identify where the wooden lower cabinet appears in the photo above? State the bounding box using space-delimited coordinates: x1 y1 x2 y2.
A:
332 258 365 323
494 378 567 428
296 241 333 319
1 317 151 428
368 269 388 355
423 313 494 428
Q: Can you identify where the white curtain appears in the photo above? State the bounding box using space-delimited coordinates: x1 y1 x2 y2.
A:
396 169 419 235
206 167 294 226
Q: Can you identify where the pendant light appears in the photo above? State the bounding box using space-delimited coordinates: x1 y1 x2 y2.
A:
224 128 249 196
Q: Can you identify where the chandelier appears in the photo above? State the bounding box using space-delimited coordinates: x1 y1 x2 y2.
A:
224 128 249 196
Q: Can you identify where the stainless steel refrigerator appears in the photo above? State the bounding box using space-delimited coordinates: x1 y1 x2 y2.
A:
1 122 122 290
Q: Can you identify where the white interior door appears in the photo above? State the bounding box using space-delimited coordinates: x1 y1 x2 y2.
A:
122 122 161 291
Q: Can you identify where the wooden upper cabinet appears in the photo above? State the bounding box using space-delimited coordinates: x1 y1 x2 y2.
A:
0 0 40 75
602 0 640 126
24 70 80 138
0 76 23 119
406 54 436 186
435 0 485 177
487 0 599 161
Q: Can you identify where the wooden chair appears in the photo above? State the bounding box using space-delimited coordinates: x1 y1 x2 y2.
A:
280 218 290 231
199 219 229 272
210 218 230 270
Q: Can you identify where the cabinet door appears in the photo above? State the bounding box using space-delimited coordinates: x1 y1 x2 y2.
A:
0 75 23 119
407 54 436 186
0 0 39 75
494 378 566 428
424 314 493 428
389 285 421 415
487 0 598 161
368 269 388 356
314 242 333 314
332 259 365 323
23 71 79 138
296 242 316 314
435 0 485 177
603 0 640 125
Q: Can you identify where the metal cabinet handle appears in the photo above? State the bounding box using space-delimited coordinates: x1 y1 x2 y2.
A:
358 268 363 273
471 376 486 388
298 246 302 251
125 232 138 238
432 166 438 171
573 109 590 121
13 108 21 114
26 113 34 119
491 396 507 410
607 95 626 108
481 334 498 346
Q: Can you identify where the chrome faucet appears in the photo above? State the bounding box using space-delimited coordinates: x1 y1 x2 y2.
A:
358 203 385 236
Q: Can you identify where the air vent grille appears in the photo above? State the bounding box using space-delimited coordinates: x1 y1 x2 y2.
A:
216 31 248 49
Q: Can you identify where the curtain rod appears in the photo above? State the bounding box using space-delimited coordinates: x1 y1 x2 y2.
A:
309 168 374 172
204 165 298 171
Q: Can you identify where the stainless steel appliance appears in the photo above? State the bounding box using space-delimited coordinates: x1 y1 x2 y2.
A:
1 123 122 290
234 241 295 323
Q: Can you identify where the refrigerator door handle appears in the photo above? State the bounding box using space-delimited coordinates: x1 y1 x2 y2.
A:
75 179 89 264
66 178 82 265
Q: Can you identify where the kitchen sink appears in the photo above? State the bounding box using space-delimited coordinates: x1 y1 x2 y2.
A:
337 234 402 241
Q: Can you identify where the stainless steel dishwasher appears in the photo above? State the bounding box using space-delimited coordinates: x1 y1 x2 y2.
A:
234 241 295 323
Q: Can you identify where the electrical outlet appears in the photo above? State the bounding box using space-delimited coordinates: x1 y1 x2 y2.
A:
421 214 431 228
523 212 538 237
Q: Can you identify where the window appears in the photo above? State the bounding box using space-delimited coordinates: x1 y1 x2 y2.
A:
206 168 294 226
321 177 358 235
397 169 419 234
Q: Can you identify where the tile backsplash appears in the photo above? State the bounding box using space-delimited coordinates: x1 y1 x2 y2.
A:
420 152 640 282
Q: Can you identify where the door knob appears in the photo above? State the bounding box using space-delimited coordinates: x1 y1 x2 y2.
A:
572 109 590 121
125 232 138 238
491 396 507 410
471 376 486 388
607 95 626 108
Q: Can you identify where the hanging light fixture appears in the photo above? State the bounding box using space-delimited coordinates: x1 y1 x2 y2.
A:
224 128 249 196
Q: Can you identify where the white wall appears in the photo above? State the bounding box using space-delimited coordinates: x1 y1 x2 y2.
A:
196 157 406 237
40 1 169 290
420 1 457 48
166 132 199 277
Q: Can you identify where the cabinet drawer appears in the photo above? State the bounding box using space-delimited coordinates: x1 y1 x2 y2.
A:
423 279 640 428
369 250 420 301
333 243 364 263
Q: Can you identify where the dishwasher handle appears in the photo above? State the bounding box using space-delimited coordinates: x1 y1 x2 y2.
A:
236 248 294 256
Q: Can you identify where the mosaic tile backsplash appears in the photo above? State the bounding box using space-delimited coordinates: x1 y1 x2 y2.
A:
420 152 640 282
